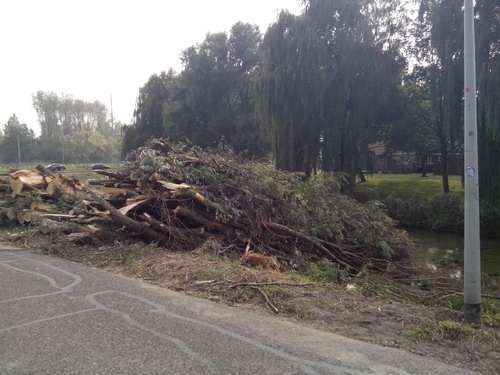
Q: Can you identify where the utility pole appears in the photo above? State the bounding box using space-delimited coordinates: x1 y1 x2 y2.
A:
463 0 481 323
61 131 65 164
110 94 114 127
17 130 21 164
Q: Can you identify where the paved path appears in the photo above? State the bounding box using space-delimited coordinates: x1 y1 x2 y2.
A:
0 246 479 375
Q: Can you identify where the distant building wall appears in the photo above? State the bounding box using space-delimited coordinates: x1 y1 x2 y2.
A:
368 143 463 175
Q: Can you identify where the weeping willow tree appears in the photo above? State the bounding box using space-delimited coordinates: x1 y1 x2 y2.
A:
476 0 500 203
414 0 499 199
256 0 405 189
416 0 464 194
122 71 175 156
255 11 327 177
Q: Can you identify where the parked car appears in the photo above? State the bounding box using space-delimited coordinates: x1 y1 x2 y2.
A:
91 163 111 170
45 163 66 172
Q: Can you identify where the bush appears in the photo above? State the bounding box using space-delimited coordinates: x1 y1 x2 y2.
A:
381 192 498 237
288 175 411 261
308 260 349 284
428 193 463 232
480 201 500 238
383 191 430 229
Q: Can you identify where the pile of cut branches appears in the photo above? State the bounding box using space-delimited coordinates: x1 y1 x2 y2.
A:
0 139 411 273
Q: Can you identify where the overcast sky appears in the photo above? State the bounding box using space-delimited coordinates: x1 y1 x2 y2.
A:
0 0 302 134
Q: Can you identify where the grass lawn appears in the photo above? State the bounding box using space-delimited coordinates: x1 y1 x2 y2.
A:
355 173 464 200
63 164 113 181
0 163 119 180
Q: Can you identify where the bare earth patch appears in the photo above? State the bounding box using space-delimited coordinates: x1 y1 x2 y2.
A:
3 233 497 375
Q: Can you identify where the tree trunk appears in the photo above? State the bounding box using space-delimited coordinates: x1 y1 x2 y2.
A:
358 171 366 183
340 103 356 194
421 154 427 177
173 206 230 232
35 163 56 178
88 190 166 245
440 138 450 193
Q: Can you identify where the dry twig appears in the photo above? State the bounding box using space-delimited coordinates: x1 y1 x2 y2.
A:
252 286 279 313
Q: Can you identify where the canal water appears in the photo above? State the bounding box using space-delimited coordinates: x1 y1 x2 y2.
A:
406 228 500 278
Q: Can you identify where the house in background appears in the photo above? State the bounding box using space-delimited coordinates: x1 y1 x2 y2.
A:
368 142 463 175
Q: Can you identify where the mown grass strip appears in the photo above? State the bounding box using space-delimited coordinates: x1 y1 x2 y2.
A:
356 174 463 200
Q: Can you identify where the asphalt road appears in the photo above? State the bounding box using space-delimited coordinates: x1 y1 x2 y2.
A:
0 245 479 375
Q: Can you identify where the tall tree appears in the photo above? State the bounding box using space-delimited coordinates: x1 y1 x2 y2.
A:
256 0 406 187
166 23 264 152
0 114 36 162
387 72 441 176
123 23 264 156
134 71 173 138
476 0 500 202
32 91 60 160
256 11 324 176
33 91 114 162
65 130 120 163
414 0 464 193
122 71 174 156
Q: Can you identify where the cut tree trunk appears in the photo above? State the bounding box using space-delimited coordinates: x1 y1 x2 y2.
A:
9 170 50 195
86 179 111 185
35 164 56 178
174 206 230 231
16 209 32 224
158 180 225 212
94 170 129 180
5 207 16 221
105 183 137 189
40 214 77 220
88 190 166 245
30 202 54 212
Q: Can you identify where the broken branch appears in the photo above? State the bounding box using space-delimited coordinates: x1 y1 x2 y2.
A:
252 286 279 314
262 221 351 269
174 206 230 232
88 190 166 245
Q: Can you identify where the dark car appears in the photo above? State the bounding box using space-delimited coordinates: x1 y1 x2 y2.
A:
91 163 111 170
46 163 66 172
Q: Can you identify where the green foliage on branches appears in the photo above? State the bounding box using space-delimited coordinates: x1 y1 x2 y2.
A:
411 0 464 193
65 130 121 163
125 23 266 157
30 91 120 163
0 114 37 163
170 23 264 153
308 259 349 284
256 0 406 189
382 191 500 236
476 0 500 203
119 0 498 208
123 140 411 267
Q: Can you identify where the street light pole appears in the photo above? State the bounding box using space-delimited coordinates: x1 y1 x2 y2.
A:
61 135 65 164
17 130 21 164
110 94 114 127
463 0 481 323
